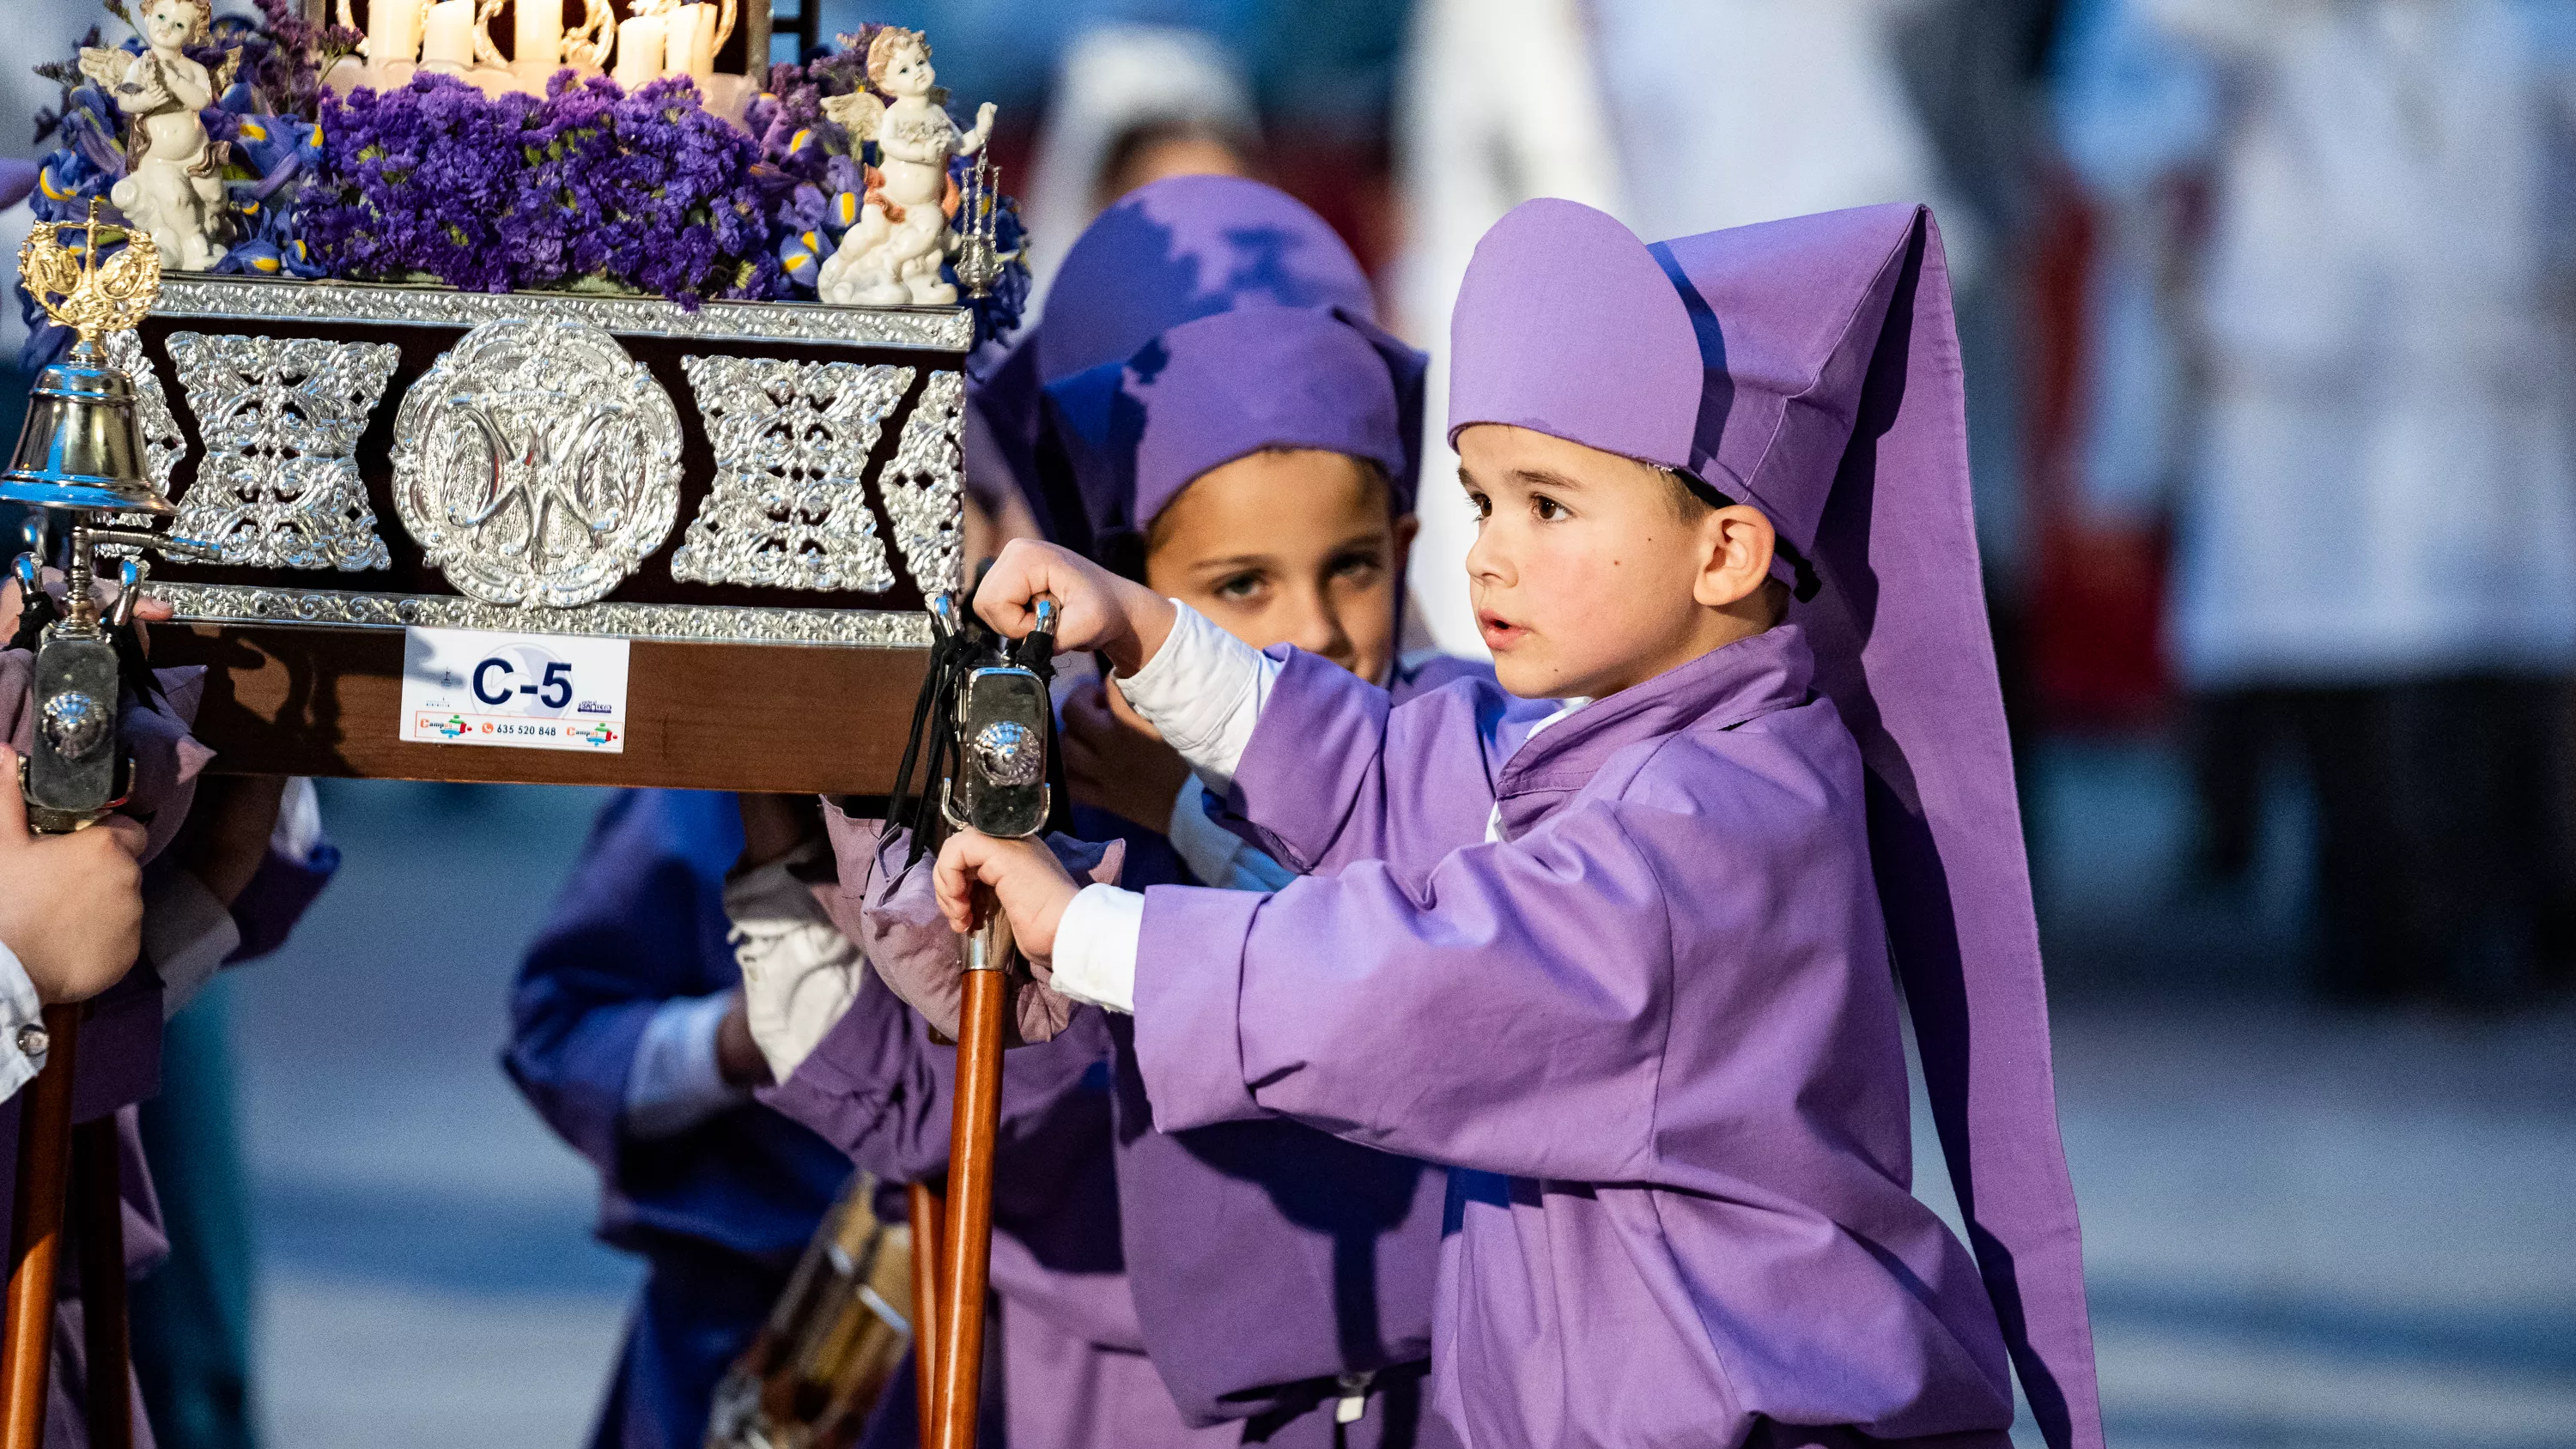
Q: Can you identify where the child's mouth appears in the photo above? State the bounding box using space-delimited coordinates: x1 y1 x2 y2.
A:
1478 613 1529 650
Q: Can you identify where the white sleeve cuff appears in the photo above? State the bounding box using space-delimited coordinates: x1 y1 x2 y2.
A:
1114 601 1280 794
0 943 41 1103
271 777 324 861
1165 775 1297 894
146 870 244 1020
726 852 865 1082
623 991 750 1140
1048 884 1143 1015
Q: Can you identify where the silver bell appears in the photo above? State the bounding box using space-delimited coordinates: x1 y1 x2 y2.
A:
0 339 172 517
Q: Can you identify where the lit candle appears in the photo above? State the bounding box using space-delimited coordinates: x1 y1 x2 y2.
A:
513 0 563 81
419 0 475 71
688 2 719 83
366 0 424 65
662 3 708 81
613 13 665 90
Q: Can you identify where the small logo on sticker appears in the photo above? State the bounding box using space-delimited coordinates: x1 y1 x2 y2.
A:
573 723 617 747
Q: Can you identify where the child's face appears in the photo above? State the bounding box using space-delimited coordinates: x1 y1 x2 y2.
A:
1457 424 1777 700
144 0 192 48
878 42 933 98
1145 449 1414 685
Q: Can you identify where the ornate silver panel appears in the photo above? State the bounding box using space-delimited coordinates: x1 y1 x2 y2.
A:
392 318 684 609
153 276 975 352
103 330 185 500
161 331 402 571
671 356 914 591
149 581 933 648
878 370 966 597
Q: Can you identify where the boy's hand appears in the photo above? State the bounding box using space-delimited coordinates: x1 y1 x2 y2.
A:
933 829 1080 961
972 539 1178 677
0 747 147 1004
178 774 288 907
1060 678 1188 832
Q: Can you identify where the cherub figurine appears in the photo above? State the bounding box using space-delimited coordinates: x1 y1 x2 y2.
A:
816 27 996 307
82 0 234 272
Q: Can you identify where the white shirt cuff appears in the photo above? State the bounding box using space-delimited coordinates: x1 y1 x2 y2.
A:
1165 774 1297 893
271 777 323 860
145 869 243 1019
726 850 864 1082
623 990 750 1139
0 942 41 1102
1115 601 1280 794
1049 883 1143 1015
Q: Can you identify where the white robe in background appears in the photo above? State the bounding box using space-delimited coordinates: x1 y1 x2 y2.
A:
2147 0 2576 687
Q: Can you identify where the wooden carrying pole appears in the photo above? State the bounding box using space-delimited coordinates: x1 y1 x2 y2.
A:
2 1003 82 1449
930 919 1011 1449
907 1179 945 1445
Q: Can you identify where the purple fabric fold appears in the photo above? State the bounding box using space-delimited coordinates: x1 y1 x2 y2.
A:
819 806 1122 1046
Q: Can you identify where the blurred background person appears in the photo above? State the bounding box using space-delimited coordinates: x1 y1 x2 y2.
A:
503 790 851 1449
1393 0 2063 736
2098 0 2576 1006
1019 24 1258 312
1388 0 1623 655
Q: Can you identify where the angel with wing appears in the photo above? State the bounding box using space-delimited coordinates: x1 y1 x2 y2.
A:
82 0 234 271
815 27 997 306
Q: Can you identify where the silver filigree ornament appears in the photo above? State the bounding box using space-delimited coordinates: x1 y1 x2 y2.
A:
147 581 934 648
392 318 684 609
878 370 966 597
152 276 976 352
671 356 914 591
161 331 401 570
103 330 185 497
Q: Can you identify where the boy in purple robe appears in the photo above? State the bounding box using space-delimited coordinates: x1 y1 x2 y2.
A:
924 199 2105 1449
739 178 1474 1445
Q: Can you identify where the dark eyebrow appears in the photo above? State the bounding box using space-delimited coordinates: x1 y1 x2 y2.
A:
1509 467 1593 494
1185 553 1278 574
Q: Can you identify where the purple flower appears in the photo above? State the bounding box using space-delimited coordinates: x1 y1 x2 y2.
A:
301 75 536 291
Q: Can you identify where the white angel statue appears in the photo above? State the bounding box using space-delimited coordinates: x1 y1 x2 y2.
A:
82 0 234 272
816 27 996 307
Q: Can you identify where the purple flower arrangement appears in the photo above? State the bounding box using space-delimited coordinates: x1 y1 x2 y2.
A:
20 3 1027 367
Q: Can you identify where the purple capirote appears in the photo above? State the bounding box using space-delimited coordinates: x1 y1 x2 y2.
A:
970 175 1381 546
1042 304 1427 546
1387 197 2098 1446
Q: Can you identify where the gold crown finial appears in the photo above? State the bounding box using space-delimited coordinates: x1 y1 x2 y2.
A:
15 198 161 349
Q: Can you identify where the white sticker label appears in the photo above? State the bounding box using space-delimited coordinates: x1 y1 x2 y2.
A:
398 627 630 753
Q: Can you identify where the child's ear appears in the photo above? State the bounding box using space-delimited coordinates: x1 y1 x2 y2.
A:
1391 513 1420 575
1694 505 1777 611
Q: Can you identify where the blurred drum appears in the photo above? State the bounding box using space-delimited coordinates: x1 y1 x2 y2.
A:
705 1176 913 1449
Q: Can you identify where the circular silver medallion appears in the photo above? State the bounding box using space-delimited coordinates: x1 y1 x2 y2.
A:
392 318 684 608
970 718 1043 787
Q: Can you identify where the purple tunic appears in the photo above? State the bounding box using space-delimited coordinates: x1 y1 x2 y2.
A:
1133 629 2016 1449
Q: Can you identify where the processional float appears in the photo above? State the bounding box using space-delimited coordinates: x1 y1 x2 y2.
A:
7 3 1032 1445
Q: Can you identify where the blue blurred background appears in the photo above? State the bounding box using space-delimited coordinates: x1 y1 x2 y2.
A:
9 1 2576 1446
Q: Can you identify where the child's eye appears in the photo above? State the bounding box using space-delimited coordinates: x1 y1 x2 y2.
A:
1328 552 1383 584
1531 494 1568 521
1464 490 1492 520
1213 572 1266 602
